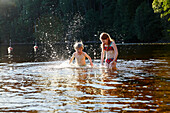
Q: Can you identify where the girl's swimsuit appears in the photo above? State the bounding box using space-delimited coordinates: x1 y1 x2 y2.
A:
106 58 114 64
104 42 117 64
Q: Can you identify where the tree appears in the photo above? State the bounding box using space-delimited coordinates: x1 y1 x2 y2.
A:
134 1 162 42
35 15 64 43
113 0 143 42
0 0 18 43
0 0 168 43
152 0 170 19
152 0 170 41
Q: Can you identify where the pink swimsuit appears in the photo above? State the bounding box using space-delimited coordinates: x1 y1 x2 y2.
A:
104 42 117 64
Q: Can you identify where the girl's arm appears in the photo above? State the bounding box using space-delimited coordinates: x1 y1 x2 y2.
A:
69 53 75 64
112 41 118 61
84 52 93 66
101 49 105 66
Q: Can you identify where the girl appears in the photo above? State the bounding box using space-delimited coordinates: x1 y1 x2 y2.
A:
100 32 118 70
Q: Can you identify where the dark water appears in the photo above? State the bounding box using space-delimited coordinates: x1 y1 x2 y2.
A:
0 44 169 112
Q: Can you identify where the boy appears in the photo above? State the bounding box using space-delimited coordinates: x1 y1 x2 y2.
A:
69 42 93 66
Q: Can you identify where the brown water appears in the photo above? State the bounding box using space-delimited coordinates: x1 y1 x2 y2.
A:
0 44 169 112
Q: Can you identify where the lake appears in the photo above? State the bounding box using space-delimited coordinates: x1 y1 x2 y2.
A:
0 43 169 112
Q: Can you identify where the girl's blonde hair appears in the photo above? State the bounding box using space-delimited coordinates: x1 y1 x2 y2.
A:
100 32 114 51
74 42 84 50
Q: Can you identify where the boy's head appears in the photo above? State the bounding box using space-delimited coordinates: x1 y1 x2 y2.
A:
74 42 84 53
74 42 84 50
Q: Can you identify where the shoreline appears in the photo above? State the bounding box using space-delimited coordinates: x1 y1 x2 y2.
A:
0 42 170 46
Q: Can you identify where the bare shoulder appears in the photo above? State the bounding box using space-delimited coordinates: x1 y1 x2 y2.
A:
112 41 116 45
111 41 117 47
82 52 87 55
83 52 88 56
73 52 77 56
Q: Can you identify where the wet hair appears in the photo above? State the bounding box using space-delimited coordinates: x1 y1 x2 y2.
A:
74 42 84 50
100 32 114 51
100 33 109 40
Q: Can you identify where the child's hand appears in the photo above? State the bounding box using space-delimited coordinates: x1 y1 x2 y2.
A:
109 61 115 68
90 62 93 67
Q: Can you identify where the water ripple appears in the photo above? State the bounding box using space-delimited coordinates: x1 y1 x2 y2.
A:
0 59 169 112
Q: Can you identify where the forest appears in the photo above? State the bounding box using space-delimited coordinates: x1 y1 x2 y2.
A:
0 0 169 44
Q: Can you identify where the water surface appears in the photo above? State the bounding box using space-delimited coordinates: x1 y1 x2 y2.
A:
0 44 169 112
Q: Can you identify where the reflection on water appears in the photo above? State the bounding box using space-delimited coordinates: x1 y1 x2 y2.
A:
0 58 169 112
0 44 169 112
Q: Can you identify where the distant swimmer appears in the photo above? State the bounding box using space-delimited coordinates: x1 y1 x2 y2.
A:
69 42 93 67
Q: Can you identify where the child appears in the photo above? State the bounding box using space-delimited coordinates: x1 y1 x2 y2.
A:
69 42 93 66
100 32 118 70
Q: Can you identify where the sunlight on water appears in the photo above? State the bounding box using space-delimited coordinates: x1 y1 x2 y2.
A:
0 58 169 112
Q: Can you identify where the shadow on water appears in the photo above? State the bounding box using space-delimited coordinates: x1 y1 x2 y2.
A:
0 43 169 112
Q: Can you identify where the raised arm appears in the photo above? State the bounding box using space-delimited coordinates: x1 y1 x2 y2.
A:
69 53 75 64
84 52 93 66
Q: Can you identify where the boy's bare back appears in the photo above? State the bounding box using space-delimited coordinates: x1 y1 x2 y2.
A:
74 52 86 66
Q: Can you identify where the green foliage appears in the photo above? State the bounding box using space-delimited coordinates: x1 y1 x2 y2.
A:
135 2 162 42
35 15 64 43
152 0 170 41
113 0 144 42
0 0 19 43
152 0 170 18
0 0 168 44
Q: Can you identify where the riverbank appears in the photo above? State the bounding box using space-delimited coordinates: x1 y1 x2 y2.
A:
116 42 170 45
1 42 170 46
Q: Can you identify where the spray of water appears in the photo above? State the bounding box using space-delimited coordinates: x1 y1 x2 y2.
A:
32 12 86 63
64 12 85 58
